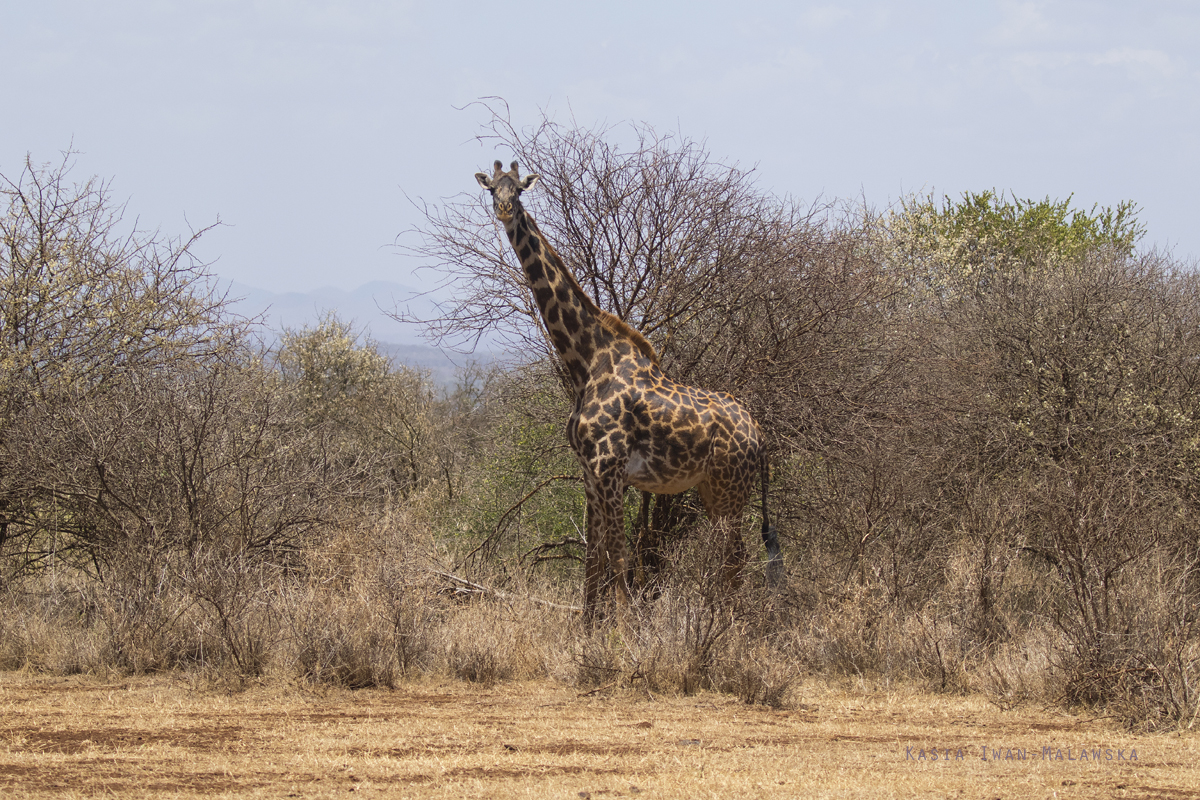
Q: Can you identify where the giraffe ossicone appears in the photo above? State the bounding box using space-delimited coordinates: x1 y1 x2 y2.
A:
475 159 783 619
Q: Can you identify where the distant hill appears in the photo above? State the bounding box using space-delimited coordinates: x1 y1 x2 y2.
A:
224 280 498 386
377 341 497 388
224 279 438 344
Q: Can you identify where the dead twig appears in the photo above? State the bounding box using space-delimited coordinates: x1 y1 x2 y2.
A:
456 474 582 568
577 680 619 697
430 569 583 613
521 535 585 566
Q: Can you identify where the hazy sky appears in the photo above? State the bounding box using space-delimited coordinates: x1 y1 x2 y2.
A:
5 1 1198 297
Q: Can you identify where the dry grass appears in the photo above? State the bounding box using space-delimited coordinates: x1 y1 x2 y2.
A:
3 498 1198 736
1 672 1196 799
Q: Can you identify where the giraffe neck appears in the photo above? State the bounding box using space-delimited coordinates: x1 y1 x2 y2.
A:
505 209 610 393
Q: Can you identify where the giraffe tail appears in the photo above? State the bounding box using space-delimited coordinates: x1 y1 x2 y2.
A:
760 449 784 588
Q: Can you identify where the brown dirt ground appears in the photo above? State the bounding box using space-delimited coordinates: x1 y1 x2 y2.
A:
1 672 1198 799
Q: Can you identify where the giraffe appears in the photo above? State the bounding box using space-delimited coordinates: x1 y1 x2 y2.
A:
474 160 783 618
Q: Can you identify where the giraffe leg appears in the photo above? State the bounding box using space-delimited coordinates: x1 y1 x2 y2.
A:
632 491 652 594
582 496 603 625
714 514 749 590
582 471 631 622
597 473 632 609
699 479 752 591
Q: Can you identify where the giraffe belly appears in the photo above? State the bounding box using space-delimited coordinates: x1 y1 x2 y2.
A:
624 451 702 495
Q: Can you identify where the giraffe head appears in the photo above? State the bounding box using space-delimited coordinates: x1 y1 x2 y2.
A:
474 160 540 224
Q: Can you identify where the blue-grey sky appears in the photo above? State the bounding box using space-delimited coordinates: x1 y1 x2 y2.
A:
5 1 1198 299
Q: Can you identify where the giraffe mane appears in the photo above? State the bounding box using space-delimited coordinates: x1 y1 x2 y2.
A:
599 309 660 365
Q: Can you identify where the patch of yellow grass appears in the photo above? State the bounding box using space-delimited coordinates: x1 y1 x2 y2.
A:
0 673 1195 798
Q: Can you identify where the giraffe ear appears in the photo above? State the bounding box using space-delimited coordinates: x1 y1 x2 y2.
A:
519 174 540 191
474 172 493 190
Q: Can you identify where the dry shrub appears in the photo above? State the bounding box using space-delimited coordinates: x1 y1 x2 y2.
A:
441 563 578 684
82 583 205 675
1044 555 1200 731
0 496 589 690
572 627 626 692
787 581 890 679
571 594 731 697
624 524 759 695
979 625 1061 710
571 587 803 707
0 555 216 677
280 551 441 690
572 529 803 706
441 599 559 685
750 568 982 695
279 506 443 688
0 577 104 675
284 575 438 689
633 588 734 695
281 510 575 689
711 628 800 708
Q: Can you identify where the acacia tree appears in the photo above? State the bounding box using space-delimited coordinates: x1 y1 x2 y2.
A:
276 314 440 500
409 103 882 394
883 190 1144 304
0 154 231 397
0 154 238 574
877 191 1200 717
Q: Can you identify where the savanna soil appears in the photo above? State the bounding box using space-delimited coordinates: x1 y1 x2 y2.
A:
0 672 1196 799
